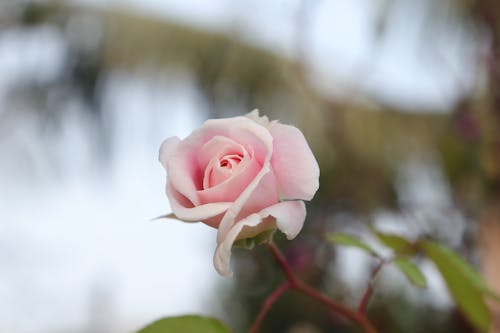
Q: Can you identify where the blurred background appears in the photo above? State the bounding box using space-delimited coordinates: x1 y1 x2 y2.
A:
1 0 500 332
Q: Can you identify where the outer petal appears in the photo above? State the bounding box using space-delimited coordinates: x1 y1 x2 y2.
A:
214 213 264 276
270 123 320 201
159 137 181 169
271 200 306 240
166 146 203 206
213 200 307 276
232 168 279 224
167 183 232 222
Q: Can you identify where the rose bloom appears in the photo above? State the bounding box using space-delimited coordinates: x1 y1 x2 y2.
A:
159 110 319 276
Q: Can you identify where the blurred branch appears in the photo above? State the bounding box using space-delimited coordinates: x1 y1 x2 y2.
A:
249 282 291 333
358 258 389 315
260 242 379 333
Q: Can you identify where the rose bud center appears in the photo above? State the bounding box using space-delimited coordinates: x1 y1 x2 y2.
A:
204 153 245 189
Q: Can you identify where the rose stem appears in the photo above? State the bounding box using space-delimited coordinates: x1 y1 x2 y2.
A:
249 242 378 333
357 258 387 315
248 282 291 333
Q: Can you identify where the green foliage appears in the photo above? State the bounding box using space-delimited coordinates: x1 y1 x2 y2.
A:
373 231 414 254
138 315 232 333
422 241 500 301
393 257 427 288
420 240 491 332
329 228 499 331
326 232 379 257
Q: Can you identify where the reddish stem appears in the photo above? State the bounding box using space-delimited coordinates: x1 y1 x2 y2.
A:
358 259 387 315
249 282 291 333
250 242 378 333
294 281 376 333
266 241 299 284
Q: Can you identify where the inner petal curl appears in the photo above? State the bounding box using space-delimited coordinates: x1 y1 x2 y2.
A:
204 152 246 189
197 137 260 204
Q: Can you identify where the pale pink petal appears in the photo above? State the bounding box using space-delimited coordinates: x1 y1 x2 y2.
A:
160 135 203 206
202 117 271 165
166 149 203 206
167 183 231 222
198 156 261 204
213 200 307 276
158 137 180 169
232 169 279 223
166 116 273 206
213 213 263 276
196 135 262 205
270 123 319 201
203 158 232 189
197 136 244 169
215 122 274 243
268 200 306 240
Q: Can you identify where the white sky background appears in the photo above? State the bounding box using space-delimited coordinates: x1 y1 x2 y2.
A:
0 27 226 332
0 0 479 332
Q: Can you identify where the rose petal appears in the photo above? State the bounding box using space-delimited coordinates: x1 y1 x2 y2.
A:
270 123 320 201
160 136 203 206
159 136 181 169
271 200 306 240
202 117 271 165
213 213 263 276
166 149 203 206
232 168 279 223
213 200 307 276
197 136 244 169
214 120 274 243
197 136 261 204
167 183 232 222
198 156 261 204
165 116 273 208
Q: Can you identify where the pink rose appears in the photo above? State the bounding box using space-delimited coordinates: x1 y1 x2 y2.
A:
159 110 319 276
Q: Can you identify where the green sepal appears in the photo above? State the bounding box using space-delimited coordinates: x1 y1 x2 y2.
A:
233 229 276 249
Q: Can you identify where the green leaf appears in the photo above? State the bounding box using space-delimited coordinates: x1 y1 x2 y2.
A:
326 233 378 257
373 231 414 254
420 241 491 332
393 257 427 288
420 241 500 302
138 315 232 333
